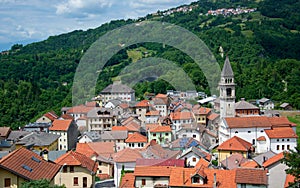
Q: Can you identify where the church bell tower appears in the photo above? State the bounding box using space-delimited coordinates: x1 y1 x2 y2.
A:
219 56 236 118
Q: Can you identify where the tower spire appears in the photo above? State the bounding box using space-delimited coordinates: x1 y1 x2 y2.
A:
221 56 234 77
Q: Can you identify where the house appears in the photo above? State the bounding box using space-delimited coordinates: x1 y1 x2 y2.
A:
253 150 276 167
125 132 147 148
148 125 172 147
151 94 170 117
264 127 298 154
97 81 135 105
169 137 205 151
0 148 61 187
49 119 78 151
235 98 260 117
235 168 268 188
145 110 160 124
87 108 117 132
0 127 11 140
262 152 287 188
55 151 98 188
177 147 211 167
134 166 172 187
113 148 143 187
76 142 115 179
104 99 122 109
78 131 101 143
170 111 195 133
141 140 181 159
15 132 60 151
176 123 200 141
217 136 252 163
66 104 94 121
220 153 249 169
23 122 51 133
100 131 127 151
280 103 293 110
0 140 14 152
258 98 274 110
135 100 151 125
135 158 185 168
193 107 212 125
36 111 58 123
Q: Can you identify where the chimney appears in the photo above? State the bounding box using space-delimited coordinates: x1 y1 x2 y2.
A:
213 173 217 188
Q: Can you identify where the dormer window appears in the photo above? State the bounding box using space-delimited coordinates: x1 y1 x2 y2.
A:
191 174 207 184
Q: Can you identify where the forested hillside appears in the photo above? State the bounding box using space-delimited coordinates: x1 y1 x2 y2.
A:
0 0 299 129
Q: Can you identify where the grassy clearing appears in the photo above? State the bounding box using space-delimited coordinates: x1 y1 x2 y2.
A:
287 115 300 145
242 30 254 38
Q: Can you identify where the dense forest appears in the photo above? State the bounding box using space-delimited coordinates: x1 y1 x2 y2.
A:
0 0 299 129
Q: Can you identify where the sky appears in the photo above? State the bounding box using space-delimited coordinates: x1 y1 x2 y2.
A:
0 0 196 51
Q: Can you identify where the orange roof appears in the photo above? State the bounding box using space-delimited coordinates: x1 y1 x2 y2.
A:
240 160 259 168
235 168 268 185
112 126 128 131
265 127 298 139
284 174 295 188
60 114 74 120
135 100 150 107
146 123 159 130
120 173 135 188
118 103 129 109
150 125 171 133
263 152 284 168
225 116 272 128
155 93 167 98
195 158 210 168
207 113 219 120
217 136 252 152
125 132 147 143
257 136 266 141
113 148 142 162
67 105 93 114
134 166 172 177
195 107 212 115
125 122 140 132
76 143 98 158
0 148 61 180
170 111 193 120
268 117 296 127
88 142 115 155
145 110 160 116
55 151 98 173
43 111 58 121
50 119 72 131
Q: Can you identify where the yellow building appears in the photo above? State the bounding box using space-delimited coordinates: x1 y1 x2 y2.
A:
0 148 60 188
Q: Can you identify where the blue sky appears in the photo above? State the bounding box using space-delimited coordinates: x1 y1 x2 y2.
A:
0 0 195 51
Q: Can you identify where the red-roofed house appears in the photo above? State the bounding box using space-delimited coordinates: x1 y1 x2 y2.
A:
194 107 212 125
135 100 151 125
55 151 98 188
0 148 61 187
262 152 288 188
217 136 252 163
148 125 172 147
170 111 195 132
125 132 147 148
36 111 58 123
49 119 78 150
66 105 94 121
235 168 268 187
145 110 160 124
265 127 298 154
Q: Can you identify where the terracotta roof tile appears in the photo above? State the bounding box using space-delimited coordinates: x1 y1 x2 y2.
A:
240 160 259 168
145 123 159 131
55 151 97 173
268 117 296 127
60 114 74 120
76 143 98 158
120 173 135 188
135 100 150 107
170 111 194 120
155 94 167 98
207 113 219 120
113 148 142 163
88 142 115 155
50 119 73 131
134 166 172 177
125 132 147 143
257 136 266 141
145 110 160 116
194 107 212 115
0 148 61 180
284 174 295 188
225 116 272 128
136 158 185 167
262 152 284 168
118 103 129 109
112 126 128 131
149 125 171 133
43 111 59 121
235 168 268 185
67 105 94 114
265 127 298 139
217 136 252 152
195 158 210 168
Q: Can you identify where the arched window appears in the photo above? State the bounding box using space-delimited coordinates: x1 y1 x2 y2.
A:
226 88 231 96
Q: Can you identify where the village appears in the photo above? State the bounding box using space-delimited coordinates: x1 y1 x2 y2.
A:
0 57 297 188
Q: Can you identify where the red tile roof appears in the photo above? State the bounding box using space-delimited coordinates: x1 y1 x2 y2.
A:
195 158 210 168
60 114 74 120
0 127 11 138
145 110 160 116
50 119 73 131
268 117 296 127
225 116 272 128
262 152 284 168
134 166 172 177
125 122 140 132
217 136 252 152
112 126 128 131
265 127 298 139
118 103 129 109
113 148 142 163
135 100 150 107
67 105 94 114
76 143 98 158
149 125 171 133
43 111 58 121
207 113 219 120
170 111 194 120
284 174 295 188
135 158 185 167
240 160 259 168
155 93 167 98
55 151 97 173
125 132 147 143
0 148 60 180
257 136 266 141
235 168 268 185
120 173 135 188
195 107 212 115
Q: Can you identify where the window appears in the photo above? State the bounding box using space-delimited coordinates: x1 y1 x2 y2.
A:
192 157 196 162
83 177 87 188
282 145 285 150
260 130 264 133
63 166 68 173
70 166 74 173
287 145 290 150
192 176 200 183
277 139 279 142
138 143 140 147
73 177 79 186
282 139 284 141
193 135 196 138
277 145 280 150
165 133 169 136
235 131 238 134
252 139 255 145
153 133 156 137
287 139 290 141
248 131 251 133
142 179 146 186
4 178 11 187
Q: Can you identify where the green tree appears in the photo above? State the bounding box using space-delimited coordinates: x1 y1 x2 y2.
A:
282 145 300 187
21 179 66 188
